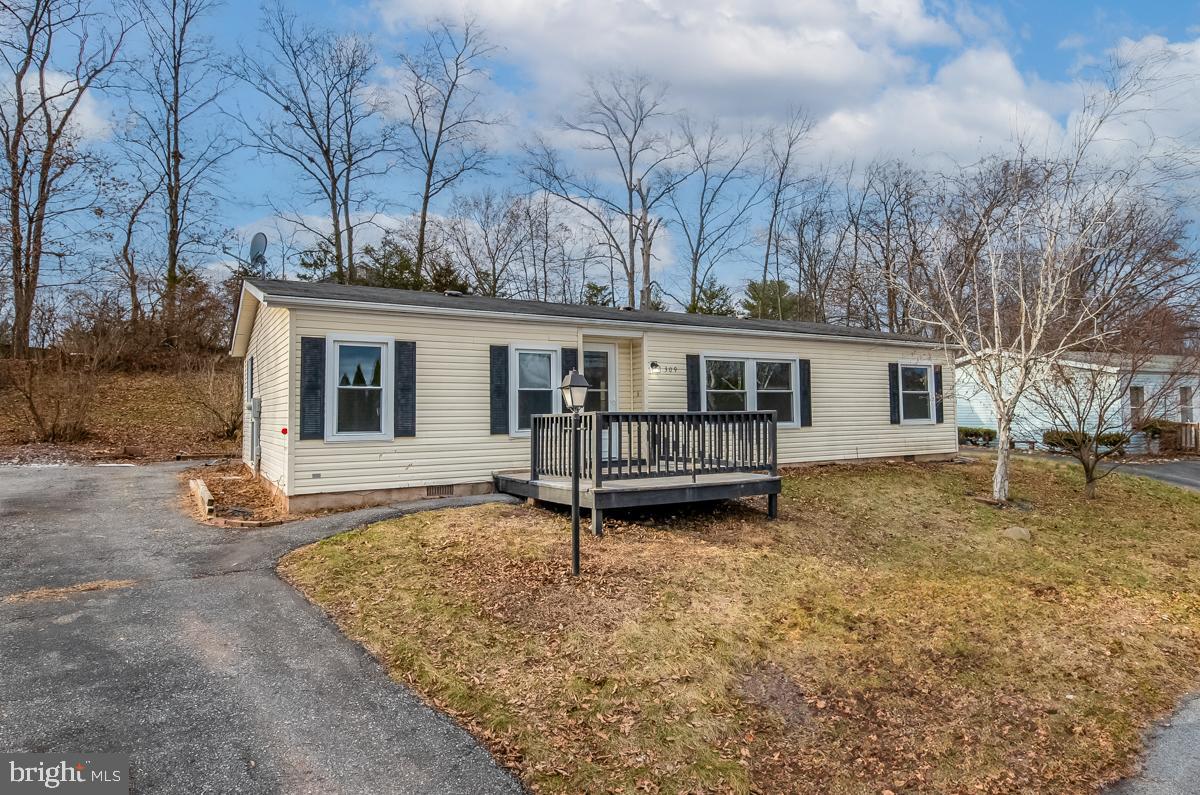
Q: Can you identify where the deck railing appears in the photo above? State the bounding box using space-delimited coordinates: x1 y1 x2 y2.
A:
530 411 778 487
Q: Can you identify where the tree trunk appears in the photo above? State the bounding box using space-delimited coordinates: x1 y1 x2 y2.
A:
327 188 345 283
638 212 653 309
416 162 435 276
1081 450 1099 499
993 421 1012 502
10 282 34 357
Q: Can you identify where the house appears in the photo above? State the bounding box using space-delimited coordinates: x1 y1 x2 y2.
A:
956 354 1200 450
229 279 959 514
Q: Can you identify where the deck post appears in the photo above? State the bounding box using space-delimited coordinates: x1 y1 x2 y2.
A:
768 411 779 520
530 417 540 480
593 414 604 489
592 507 604 537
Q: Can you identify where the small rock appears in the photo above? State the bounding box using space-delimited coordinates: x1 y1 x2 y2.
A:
122 446 145 458
1003 525 1032 542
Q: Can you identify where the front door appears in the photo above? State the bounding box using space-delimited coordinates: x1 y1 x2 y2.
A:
583 343 618 459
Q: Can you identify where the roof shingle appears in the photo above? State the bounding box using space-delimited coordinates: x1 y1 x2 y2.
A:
245 278 934 345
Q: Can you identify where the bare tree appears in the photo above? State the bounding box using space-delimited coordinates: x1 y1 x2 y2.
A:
526 71 686 309
1026 344 1197 498
509 191 604 303
125 0 230 337
444 188 525 296
0 0 129 357
757 111 809 318
667 117 760 313
895 61 1191 502
399 18 496 278
110 167 163 324
780 169 849 323
228 4 399 284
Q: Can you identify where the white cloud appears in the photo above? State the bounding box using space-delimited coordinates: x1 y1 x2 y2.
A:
372 0 958 123
0 69 112 141
808 46 1067 165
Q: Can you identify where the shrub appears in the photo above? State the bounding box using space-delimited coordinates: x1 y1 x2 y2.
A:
1 354 99 443
1042 430 1131 454
1095 432 1130 451
1043 430 1089 451
180 354 243 441
958 426 996 446
1138 418 1178 439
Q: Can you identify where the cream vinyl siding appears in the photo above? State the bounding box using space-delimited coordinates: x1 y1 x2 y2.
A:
642 329 958 463
288 306 579 496
242 305 290 492
277 302 956 496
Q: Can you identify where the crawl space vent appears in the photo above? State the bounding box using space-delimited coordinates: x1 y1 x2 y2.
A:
426 484 454 497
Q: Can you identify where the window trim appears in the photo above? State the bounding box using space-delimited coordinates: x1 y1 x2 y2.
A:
699 352 800 427
897 362 936 425
324 335 394 442
508 344 561 437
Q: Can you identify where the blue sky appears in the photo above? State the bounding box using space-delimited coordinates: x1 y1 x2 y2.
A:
134 0 1200 283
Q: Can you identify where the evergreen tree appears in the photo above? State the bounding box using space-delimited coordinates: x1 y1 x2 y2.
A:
689 279 736 316
739 280 807 320
581 282 613 306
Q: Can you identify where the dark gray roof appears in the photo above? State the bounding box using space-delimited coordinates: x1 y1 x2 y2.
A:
245 278 933 345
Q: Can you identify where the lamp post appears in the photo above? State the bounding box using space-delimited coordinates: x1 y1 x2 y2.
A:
560 369 590 576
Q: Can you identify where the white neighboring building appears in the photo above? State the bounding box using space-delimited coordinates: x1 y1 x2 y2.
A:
955 354 1200 448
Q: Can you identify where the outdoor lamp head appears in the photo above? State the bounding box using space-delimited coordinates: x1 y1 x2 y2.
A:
560 369 590 413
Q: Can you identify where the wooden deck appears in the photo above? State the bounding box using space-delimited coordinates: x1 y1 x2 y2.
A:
495 469 781 509
493 410 782 534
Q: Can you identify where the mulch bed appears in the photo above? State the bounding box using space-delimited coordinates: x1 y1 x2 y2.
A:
183 461 289 524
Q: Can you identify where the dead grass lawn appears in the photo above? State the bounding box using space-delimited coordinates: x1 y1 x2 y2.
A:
280 459 1200 794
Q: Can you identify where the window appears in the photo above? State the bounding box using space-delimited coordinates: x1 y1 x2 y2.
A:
325 337 393 440
583 348 612 413
511 348 558 432
703 356 796 422
1130 385 1145 425
899 364 934 422
756 361 794 423
705 359 747 410
1181 386 1193 423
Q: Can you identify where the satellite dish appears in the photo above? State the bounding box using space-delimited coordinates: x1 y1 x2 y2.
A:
248 232 268 271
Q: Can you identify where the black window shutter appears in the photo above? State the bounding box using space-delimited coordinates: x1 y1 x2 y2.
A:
299 337 325 440
686 354 701 411
490 345 509 435
798 359 812 427
561 347 578 377
394 341 416 437
934 364 944 424
888 362 901 425
246 357 254 401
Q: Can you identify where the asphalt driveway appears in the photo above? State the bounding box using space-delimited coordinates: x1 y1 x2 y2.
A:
0 463 523 794
1125 459 1200 492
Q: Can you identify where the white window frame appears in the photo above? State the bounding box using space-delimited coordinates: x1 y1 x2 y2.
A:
324 335 394 442
699 353 800 427
509 344 561 437
897 362 936 425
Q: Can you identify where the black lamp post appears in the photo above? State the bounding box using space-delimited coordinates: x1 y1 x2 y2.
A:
560 369 590 576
